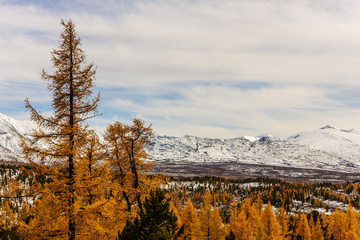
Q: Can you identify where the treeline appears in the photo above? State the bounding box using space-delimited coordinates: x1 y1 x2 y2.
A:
166 176 360 215
175 191 360 240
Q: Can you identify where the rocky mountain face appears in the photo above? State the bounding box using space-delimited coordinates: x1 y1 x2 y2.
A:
1 112 360 177
147 125 360 173
0 113 33 163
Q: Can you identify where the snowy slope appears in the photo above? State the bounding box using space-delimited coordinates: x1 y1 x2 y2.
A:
146 132 359 172
288 125 360 165
1 112 360 173
0 113 33 162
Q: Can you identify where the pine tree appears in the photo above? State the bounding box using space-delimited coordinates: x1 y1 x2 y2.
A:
20 19 101 240
198 191 224 240
117 188 183 240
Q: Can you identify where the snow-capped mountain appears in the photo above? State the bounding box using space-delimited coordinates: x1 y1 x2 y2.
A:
1 112 360 174
0 112 32 163
146 131 360 173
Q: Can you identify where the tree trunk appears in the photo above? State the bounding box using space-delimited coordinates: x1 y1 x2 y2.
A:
68 31 76 240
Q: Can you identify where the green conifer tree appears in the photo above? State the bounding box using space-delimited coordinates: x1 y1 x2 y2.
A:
118 188 184 240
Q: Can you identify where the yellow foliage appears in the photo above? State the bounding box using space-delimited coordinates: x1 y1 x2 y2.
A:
198 191 225 240
180 198 200 240
296 213 311 240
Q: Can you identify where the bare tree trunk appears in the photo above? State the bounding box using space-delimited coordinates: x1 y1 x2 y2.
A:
68 32 76 240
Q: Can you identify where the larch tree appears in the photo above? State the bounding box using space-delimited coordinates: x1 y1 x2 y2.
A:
231 208 256 240
276 207 290 240
296 213 311 240
345 206 360 237
240 198 262 240
20 19 101 240
260 202 282 240
180 198 200 240
75 131 121 239
328 209 346 240
311 219 324 240
104 119 158 212
198 191 224 240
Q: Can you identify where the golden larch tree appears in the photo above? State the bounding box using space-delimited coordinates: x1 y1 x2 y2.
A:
180 198 200 240
261 202 282 240
241 198 263 240
296 213 311 240
328 209 347 240
276 207 290 240
231 208 256 240
198 191 224 240
20 19 101 240
311 219 324 240
104 119 158 213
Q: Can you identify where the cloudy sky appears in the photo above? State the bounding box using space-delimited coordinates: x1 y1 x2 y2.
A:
2 0 360 138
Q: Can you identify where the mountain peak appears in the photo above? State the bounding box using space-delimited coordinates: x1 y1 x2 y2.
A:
320 125 338 130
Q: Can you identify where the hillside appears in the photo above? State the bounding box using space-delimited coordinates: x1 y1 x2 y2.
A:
1 112 360 181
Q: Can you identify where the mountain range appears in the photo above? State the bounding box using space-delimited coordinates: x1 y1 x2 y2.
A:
1 112 360 181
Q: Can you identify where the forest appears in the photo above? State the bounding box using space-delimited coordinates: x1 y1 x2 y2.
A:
1 19 360 240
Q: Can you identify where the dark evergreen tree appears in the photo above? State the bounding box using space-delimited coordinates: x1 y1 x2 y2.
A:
118 188 184 240
225 230 236 240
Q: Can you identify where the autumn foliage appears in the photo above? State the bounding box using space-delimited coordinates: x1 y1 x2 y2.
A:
4 19 158 240
2 18 360 240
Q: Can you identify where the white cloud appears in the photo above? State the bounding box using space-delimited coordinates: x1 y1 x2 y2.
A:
109 83 358 138
2 0 360 137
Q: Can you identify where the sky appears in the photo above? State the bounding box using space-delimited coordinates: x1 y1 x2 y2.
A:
2 0 360 138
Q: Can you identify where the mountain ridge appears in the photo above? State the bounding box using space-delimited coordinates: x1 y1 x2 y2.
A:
1 112 360 175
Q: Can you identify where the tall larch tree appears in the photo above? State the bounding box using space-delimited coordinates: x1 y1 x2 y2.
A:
104 119 158 212
311 219 324 240
328 209 347 240
276 207 290 240
20 19 101 240
198 191 224 240
180 198 200 240
296 213 311 240
240 198 262 240
261 202 282 240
